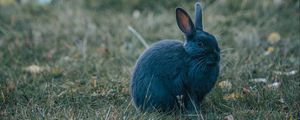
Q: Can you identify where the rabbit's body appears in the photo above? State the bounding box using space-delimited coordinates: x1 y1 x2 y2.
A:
131 40 219 112
131 2 220 113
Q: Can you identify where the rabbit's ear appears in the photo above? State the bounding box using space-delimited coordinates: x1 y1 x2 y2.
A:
195 2 203 31
176 8 195 36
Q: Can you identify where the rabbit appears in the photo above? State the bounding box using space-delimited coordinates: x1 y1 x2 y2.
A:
130 2 220 113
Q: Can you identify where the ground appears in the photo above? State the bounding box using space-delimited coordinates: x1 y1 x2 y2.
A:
0 0 299 119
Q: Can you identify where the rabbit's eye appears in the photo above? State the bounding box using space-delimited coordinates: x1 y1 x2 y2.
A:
197 42 204 47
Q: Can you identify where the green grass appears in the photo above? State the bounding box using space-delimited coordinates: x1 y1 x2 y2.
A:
0 0 299 119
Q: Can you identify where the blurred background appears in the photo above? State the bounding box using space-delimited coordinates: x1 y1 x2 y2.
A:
0 0 299 119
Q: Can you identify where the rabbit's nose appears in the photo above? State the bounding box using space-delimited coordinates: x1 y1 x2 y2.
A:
212 50 220 61
207 54 219 66
214 53 220 62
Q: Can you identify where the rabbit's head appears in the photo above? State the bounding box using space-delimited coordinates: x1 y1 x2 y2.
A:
176 2 220 66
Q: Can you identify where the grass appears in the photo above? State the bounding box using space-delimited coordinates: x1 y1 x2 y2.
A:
0 0 299 119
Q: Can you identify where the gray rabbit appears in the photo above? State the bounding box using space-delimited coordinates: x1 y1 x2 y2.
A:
131 2 220 113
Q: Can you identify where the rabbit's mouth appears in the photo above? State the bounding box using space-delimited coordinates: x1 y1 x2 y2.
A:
206 54 220 66
206 61 219 66
193 52 220 67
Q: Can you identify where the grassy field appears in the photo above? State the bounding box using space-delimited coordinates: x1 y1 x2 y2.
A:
0 0 299 119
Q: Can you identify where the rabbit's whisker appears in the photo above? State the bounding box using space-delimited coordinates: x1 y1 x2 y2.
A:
189 59 205 79
195 58 207 72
